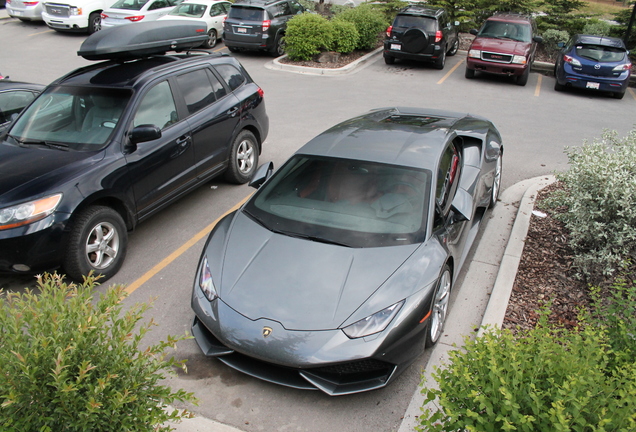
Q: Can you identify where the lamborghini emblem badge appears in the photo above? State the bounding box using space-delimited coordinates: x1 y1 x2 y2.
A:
262 326 273 338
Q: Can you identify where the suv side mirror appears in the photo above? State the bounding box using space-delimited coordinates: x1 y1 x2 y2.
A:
533 35 543 43
129 125 161 144
469 28 478 36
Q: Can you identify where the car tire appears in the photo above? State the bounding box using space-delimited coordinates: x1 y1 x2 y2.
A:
384 54 395 65
434 49 446 70
203 29 217 49
554 79 565 91
88 12 101 34
465 67 475 79
488 153 502 209
447 37 459 56
425 264 452 348
63 206 127 282
516 68 529 86
227 46 240 53
402 28 428 53
270 34 285 57
225 130 259 184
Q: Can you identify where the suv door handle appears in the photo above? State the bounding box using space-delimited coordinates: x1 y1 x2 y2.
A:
227 107 239 117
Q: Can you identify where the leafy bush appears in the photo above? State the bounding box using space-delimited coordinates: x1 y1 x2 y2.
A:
366 0 408 23
331 19 359 54
335 4 388 50
546 129 636 280
541 28 570 60
417 310 636 432
582 18 613 36
285 12 333 61
0 273 196 432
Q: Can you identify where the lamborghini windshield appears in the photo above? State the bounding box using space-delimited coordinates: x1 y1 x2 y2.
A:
7 86 131 150
245 155 431 248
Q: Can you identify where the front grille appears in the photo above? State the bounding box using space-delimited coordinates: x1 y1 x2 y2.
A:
307 358 394 384
482 51 513 63
45 3 70 17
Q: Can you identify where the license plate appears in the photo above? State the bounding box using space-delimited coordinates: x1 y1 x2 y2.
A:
586 82 600 90
237 27 247 33
14 11 23 15
390 44 401 51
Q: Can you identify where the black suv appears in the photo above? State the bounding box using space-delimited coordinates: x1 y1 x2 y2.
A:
384 6 459 69
0 22 269 282
223 0 305 57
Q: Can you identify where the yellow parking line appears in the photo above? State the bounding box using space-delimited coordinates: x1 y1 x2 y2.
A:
29 29 55 36
534 74 542 97
124 194 251 295
629 87 636 101
437 60 463 85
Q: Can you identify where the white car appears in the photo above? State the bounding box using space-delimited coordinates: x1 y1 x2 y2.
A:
158 0 230 48
101 0 181 28
6 0 44 21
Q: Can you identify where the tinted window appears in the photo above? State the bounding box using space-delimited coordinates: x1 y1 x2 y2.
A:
393 15 436 31
110 0 149 11
215 64 245 91
208 3 224 16
228 6 264 21
479 21 531 42
289 0 302 14
133 81 177 130
176 69 216 115
245 155 431 248
0 90 37 124
575 44 626 62
148 0 168 10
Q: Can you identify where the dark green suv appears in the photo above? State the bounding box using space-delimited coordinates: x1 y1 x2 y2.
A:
223 0 304 57
384 6 459 69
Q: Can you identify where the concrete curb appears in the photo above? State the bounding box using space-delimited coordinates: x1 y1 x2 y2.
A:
265 47 382 76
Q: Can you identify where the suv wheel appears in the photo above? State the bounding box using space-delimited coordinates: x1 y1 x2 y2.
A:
402 28 429 53
63 206 127 282
447 38 459 56
465 67 475 79
516 68 529 86
270 35 285 57
384 54 395 65
225 130 259 184
88 12 101 34
434 49 446 69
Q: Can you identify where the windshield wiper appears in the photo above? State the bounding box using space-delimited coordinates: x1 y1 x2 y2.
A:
10 136 70 151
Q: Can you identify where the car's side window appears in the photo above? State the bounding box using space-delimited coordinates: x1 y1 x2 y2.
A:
0 90 37 124
148 0 168 10
209 4 222 16
176 69 217 115
214 64 245 91
133 81 178 130
289 0 302 14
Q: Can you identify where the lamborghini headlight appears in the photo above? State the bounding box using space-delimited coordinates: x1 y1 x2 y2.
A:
342 300 404 339
198 257 218 301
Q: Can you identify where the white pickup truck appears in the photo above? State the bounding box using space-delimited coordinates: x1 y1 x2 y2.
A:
42 0 115 33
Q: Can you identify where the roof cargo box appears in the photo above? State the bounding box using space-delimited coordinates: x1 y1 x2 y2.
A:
78 21 209 61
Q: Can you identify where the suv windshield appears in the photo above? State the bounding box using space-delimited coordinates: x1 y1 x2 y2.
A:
9 86 131 150
245 155 431 248
228 6 264 21
393 15 436 31
478 21 531 42
575 44 626 62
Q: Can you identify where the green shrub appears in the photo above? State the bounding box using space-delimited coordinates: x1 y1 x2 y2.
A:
582 18 613 36
331 19 359 54
335 4 388 50
417 310 636 432
0 273 196 432
546 129 636 280
285 12 333 61
541 28 570 60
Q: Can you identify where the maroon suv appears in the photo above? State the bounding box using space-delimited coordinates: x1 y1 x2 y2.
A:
465 13 543 86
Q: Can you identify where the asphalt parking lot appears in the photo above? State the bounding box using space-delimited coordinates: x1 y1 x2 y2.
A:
1 14 636 432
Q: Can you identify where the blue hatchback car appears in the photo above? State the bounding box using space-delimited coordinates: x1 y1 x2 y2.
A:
554 34 632 99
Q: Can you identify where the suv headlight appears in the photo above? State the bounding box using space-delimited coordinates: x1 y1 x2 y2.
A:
468 49 481 59
342 300 404 339
0 194 62 230
198 257 218 301
70 6 81 15
512 55 527 65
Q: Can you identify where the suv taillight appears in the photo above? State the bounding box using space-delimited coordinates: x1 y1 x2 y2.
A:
435 30 442 43
386 25 392 38
262 19 270 32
